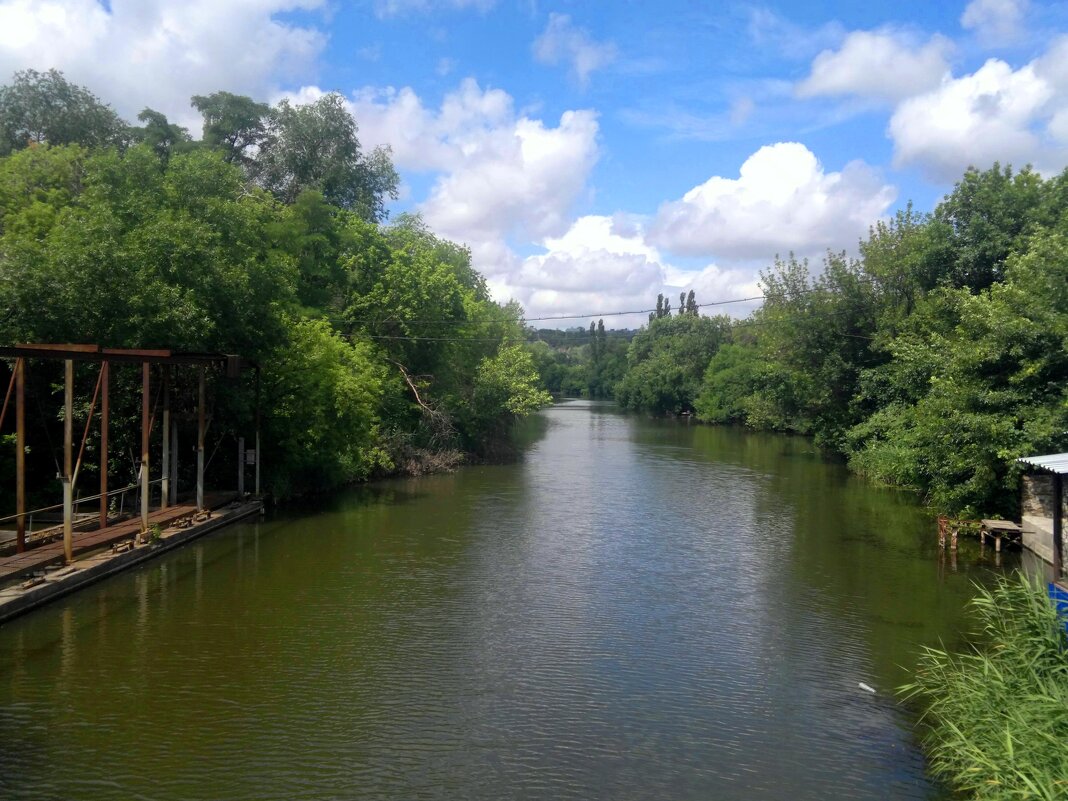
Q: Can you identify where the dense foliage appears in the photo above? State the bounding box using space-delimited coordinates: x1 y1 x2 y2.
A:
612 164 1068 517
0 70 549 501
901 575 1068 800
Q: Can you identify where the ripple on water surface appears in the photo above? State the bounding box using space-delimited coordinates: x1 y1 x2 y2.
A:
0 401 998 800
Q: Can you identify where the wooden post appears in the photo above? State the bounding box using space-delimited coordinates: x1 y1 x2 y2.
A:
161 366 170 509
1054 473 1064 584
169 418 178 506
15 358 26 553
99 360 109 529
140 362 150 538
63 359 73 564
237 436 245 497
197 366 205 512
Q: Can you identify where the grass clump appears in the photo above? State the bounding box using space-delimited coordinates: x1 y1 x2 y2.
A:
901 572 1068 800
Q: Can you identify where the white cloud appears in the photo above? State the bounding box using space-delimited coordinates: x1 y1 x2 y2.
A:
961 0 1029 45
347 78 600 246
487 215 759 326
0 0 327 132
888 53 1068 179
373 0 494 17
649 143 896 260
797 29 952 102
532 13 617 87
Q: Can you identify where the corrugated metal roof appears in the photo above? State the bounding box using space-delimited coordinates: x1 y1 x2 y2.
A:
1017 453 1068 475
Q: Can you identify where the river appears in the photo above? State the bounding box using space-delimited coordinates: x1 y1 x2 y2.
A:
0 400 1013 800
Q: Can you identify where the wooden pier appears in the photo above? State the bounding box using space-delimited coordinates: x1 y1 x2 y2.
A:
0 492 232 586
0 496 262 625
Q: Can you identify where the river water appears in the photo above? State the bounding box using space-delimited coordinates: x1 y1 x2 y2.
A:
0 401 1013 800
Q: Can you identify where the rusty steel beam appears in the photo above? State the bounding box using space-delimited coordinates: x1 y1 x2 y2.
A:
197 366 205 512
140 362 150 538
0 345 235 367
162 366 170 509
63 359 73 564
15 358 25 553
100 360 109 530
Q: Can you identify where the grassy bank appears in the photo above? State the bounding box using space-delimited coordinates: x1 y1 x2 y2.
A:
900 573 1068 799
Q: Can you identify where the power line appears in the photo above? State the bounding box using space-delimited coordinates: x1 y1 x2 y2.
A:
333 276 883 328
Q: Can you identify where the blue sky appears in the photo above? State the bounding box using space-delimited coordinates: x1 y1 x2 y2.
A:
2 0 1067 325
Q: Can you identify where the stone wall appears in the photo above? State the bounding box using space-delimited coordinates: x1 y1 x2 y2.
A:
1021 474 1067 567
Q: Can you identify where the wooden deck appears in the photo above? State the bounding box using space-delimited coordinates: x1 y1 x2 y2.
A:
0 492 233 586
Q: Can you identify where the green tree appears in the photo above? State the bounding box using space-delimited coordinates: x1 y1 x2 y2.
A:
131 108 192 164
254 93 399 220
190 91 271 168
0 69 127 155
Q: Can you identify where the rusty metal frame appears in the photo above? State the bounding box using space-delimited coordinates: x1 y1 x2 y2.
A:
2 344 258 555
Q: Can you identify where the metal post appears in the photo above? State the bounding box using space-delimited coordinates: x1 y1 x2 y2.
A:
63 359 73 564
1054 473 1064 584
197 366 205 512
15 358 26 553
161 366 170 509
140 362 150 538
237 436 245 498
99 361 109 529
254 367 261 497
169 418 178 506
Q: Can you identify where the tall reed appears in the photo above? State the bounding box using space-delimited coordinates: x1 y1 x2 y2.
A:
901 572 1068 799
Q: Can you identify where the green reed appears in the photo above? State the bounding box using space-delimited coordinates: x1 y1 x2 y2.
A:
901 572 1068 799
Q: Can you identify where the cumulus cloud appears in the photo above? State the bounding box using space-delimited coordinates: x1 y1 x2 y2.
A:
648 142 896 260
888 52 1068 180
0 0 327 131
961 0 1029 45
797 29 952 102
486 215 757 326
532 13 617 87
347 78 600 248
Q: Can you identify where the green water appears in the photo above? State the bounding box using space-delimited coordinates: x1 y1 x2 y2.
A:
0 401 1012 800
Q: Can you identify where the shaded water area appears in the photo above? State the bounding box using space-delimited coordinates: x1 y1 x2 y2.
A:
0 401 1015 800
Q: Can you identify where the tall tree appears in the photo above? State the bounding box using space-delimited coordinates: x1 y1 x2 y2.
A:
190 91 270 168
0 69 127 155
254 93 399 221
131 108 191 163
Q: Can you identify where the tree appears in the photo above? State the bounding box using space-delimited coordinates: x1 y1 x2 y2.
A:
254 93 399 220
932 163 1044 291
617 311 733 415
191 91 271 168
131 108 191 163
0 69 127 155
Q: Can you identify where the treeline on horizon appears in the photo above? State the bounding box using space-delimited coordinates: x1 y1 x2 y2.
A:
0 69 550 504
609 164 1068 517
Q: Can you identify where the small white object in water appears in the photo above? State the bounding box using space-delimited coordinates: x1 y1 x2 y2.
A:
858 682 876 694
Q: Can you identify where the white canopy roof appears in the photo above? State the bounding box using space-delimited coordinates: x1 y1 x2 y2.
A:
1017 453 1068 475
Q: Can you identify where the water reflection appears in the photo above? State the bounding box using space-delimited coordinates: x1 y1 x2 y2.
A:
0 401 1013 800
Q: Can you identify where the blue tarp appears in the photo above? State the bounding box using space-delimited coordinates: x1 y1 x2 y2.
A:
1049 584 1068 635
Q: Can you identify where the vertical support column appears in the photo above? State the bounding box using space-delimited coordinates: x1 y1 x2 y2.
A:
254 367 261 498
161 366 170 509
237 436 245 498
63 359 73 564
99 361 109 529
169 418 178 506
140 362 150 538
15 358 26 553
1053 473 1064 584
197 366 205 512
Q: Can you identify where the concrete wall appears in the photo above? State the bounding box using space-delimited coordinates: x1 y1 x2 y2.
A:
1021 474 1067 566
